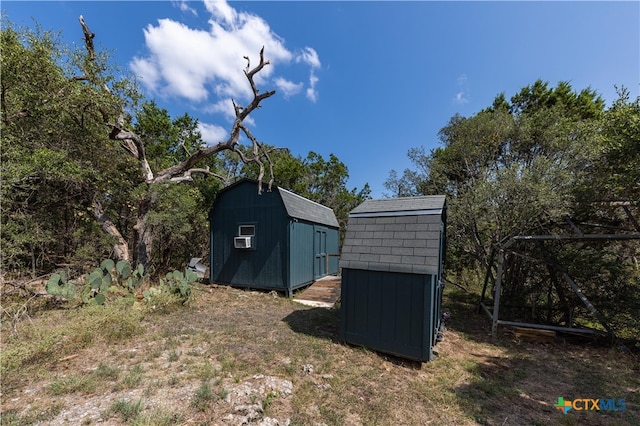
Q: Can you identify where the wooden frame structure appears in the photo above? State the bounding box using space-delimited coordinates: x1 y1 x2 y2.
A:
479 202 640 338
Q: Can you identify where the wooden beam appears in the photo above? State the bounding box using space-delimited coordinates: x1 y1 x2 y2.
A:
491 249 505 337
497 320 606 335
511 234 640 243
561 272 615 338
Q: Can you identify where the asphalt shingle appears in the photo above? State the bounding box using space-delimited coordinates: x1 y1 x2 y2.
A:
278 187 339 228
340 196 445 275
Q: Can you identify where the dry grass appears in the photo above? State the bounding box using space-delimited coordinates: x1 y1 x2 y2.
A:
1 283 638 425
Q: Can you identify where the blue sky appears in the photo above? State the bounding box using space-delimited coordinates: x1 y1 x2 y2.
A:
3 1 639 198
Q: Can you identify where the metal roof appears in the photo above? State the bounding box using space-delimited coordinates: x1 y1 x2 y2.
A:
340 196 446 275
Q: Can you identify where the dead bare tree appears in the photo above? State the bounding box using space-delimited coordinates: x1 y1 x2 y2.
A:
76 16 277 268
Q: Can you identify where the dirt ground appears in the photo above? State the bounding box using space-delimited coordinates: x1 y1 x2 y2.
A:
1 283 639 425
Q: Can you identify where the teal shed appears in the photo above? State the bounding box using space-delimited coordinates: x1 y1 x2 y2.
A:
339 196 446 362
209 179 339 296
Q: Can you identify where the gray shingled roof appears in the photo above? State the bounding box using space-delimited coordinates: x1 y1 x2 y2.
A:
340 196 445 275
278 187 339 228
350 195 446 216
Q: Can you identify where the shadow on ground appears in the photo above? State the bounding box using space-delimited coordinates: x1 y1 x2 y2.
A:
282 306 340 342
441 287 640 425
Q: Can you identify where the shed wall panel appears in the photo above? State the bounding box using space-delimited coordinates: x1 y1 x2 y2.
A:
288 221 315 288
210 179 340 294
211 184 288 289
340 268 435 361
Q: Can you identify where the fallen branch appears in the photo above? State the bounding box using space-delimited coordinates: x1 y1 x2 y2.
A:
443 277 468 292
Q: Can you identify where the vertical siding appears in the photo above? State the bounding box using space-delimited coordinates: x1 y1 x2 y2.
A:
340 268 435 361
326 227 339 275
288 221 339 289
288 221 315 288
210 182 288 289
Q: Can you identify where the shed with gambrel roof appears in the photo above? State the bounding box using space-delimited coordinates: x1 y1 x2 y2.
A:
340 195 446 361
209 178 339 296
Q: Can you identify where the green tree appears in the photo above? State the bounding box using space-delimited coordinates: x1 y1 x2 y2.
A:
1 20 139 272
221 147 371 243
1 17 277 275
386 80 639 337
594 87 640 201
387 80 606 271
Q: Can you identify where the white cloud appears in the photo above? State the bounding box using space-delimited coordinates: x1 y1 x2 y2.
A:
130 57 161 92
454 92 469 104
296 47 321 69
203 0 237 27
306 72 319 103
131 0 321 117
174 1 197 16
297 47 321 102
275 77 303 98
203 99 256 126
453 74 470 104
198 122 228 145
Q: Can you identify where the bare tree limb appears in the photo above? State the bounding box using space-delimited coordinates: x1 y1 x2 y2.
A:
79 15 95 61
152 47 276 188
73 17 278 266
169 167 230 184
92 200 130 262
77 18 275 189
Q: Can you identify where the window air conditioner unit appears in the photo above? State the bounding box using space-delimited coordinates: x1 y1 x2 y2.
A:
234 236 252 249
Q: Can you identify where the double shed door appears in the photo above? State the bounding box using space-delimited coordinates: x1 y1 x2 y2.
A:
314 226 328 279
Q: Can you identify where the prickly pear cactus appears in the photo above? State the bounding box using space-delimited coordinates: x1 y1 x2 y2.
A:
46 272 77 300
160 268 195 301
116 260 131 279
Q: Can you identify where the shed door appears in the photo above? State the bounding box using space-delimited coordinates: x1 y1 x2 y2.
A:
314 227 327 279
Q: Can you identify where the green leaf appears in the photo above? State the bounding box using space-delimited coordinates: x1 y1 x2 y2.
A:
100 277 110 293
94 293 106 305
46 274 62 295
102 271 112 287
116 260 131 279
61 283 77 300
88 270 103 290
185 269 198 284
101 259 115 273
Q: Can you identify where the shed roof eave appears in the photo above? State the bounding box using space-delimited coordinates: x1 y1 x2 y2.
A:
349 208 443 218
278 187 339 228
350 195 446 215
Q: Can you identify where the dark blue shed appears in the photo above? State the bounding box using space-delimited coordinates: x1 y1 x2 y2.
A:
209 179 339 296
339 196 446 361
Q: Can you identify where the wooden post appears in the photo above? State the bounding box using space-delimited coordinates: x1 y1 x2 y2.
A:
479 249 495 313
562 272 615 338
492 249 505 338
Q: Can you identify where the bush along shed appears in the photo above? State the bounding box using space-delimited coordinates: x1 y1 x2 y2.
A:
209 179 339 297
340 196 447 361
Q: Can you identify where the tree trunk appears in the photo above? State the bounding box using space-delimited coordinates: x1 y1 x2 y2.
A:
132 192 157 269
76 17 276 272
92 201 129 262
133 215 153 270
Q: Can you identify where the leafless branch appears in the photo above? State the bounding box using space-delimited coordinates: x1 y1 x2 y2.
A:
79 15 95 61
153 48 276 189
93 200 130 261
169 167 229 184
75 17 276 192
